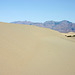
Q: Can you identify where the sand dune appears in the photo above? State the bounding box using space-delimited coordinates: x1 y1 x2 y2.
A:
0 22 75 75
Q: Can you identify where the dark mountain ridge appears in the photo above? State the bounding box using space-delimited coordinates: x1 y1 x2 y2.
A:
11 20 75 33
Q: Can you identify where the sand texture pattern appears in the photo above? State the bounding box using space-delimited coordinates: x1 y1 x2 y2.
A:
0 22 75 75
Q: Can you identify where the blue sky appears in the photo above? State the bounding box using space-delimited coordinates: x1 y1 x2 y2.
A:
0 0 75 23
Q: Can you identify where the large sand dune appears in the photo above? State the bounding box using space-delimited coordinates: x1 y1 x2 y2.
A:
0 22 75 75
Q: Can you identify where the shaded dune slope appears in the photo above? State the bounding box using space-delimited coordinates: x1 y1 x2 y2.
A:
0 22 75 75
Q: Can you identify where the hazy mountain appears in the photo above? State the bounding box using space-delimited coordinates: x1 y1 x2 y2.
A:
11 20 75 33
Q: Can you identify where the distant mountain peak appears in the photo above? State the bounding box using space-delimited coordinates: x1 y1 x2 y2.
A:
61 20 72 23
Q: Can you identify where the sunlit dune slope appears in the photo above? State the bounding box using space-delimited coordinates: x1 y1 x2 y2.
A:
0 22 75 75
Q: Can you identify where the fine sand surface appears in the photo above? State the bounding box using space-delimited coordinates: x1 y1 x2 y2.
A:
0 22 75 75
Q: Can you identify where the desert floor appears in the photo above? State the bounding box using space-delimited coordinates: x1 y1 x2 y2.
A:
0 22 75 75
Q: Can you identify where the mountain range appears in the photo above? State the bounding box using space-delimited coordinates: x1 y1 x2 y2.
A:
11 20 75 33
